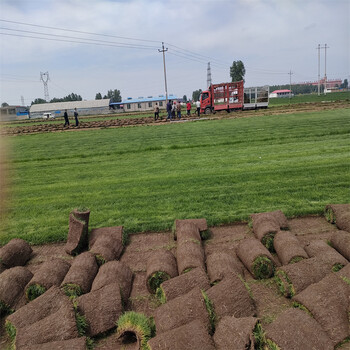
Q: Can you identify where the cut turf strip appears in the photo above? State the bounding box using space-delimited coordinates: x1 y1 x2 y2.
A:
153 288 210 334
157 267 210 302
206 274 256 322
25 258 70 301
146 250 178 294
325 204 350 232
91 260 133 304
293 272 350 346
273 231 308 265
213 316 258 350
61 251 98 297
330 230 350 260
116 311 155 350
0 267 33 315
265 308 333 350
236 238 276 279
206 251 243 284
304 239 348 271
77 282 123 337
16 337 87 350
0 238 32 268
65 212 89 255
89 225 125 247
275 257 334 298
176 237 205 275
175 221 202 244
173 218 208 240
90 233 124 265
148 319 215 350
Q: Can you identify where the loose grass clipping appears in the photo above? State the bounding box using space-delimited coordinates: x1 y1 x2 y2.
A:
146 250 178 294
116 311 155 350
237 238 276 279
25 258 70 301
273 231 308 265
148 319 216 350
61 251 98 297
330 230 350 261
0 238 32 268
65 210 89 255
265 308 333 350
0 266 33 315
156 267 210 303
325 204 350 232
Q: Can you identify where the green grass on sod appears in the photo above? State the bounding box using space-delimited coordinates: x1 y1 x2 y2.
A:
1 108 349 245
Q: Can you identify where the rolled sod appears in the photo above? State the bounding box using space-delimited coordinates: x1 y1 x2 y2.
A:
116 311 155 350
293 273 350 346
146 250 178 294
0 238 32 268
176 239 205 275
275 257 334 298
0 266 33 315
265 308 333 350
175 221 201 244
91 260 133 304
25 258 71 301
14 298 79 349
157 267 210 302
330 230 350 260
325 204 350 232
17 337 87 350
206 274 256 321
89 225 124 247
148 319 216 350
153 288 210 334
77 282 123 337
206 252 244 284
236 238 276 279
6 285 69 330
173 218 208 240
65 212 89 255
61 251 98 297
304 240 348 271
273 231 308 265
90 233 123 265
213 316 258 350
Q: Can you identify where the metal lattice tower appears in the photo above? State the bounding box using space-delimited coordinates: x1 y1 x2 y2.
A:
207 62 212 87
40 71 50 102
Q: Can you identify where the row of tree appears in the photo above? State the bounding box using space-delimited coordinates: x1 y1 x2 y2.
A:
31 93 83 105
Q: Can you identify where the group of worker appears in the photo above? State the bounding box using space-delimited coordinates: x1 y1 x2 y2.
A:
154 100 201 121
63 108 79 127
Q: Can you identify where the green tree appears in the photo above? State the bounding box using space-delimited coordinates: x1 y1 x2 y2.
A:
340 79 348 89
1 102 9 107
95 92 102 100
103 89 122 103
50 93 83 103
31 98 47 105
192 89 202 102
230 60 246 82
183 95 187 102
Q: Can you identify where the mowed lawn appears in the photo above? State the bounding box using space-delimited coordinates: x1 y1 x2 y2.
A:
1 108 349 244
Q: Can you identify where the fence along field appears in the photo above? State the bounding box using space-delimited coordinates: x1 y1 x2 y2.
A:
1 107 349 245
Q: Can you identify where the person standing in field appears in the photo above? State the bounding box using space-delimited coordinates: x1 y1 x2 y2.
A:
196 100 201 116
166 100 172 120
63 109 69 127
186 100 191 116
171 101 176 120
74 108 79 127
154 103 159 120
176 101 181 119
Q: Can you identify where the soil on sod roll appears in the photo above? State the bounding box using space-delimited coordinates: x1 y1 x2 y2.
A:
91 260 133 303
265 308 333 350
213 316 258 350
0 238 32 268
65 213 88 255
148 319 216 350
293 273 350 346
175 221 202 244
206 274 256 321
236 238 276 279
77 282 123 337
176 239 205 275
273 231 308 265
330 230 350 260
157 267 210 302
152 288 210 334
173 218 208 240
89 225 124 248
0 267 33 315
325 204 350 232
206 251 243 284
61 251 99 297
275 257 333 298
6 285 69 330
18 337 87 350
25 258 71 301
146 250 178 294
304 239 348 271
90 233 124 265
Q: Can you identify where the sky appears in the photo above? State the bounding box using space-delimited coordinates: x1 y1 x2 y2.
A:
0 0 349 106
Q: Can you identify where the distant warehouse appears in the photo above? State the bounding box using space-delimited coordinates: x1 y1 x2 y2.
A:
29 99 111 119
269 89 293 98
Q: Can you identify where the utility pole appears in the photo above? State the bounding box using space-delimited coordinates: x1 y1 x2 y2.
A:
323 43 329 95
40 71 50 102
158 42 168 104
21 95 25 106
288 70 293 101
317 44 321 96
207 62 212 88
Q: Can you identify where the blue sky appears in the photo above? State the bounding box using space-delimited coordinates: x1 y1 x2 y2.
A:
0 0 349 105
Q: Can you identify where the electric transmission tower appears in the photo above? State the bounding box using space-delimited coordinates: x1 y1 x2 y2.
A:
40 71 50 102
207 62 212 87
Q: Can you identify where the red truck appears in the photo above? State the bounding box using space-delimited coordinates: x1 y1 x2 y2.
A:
200 81 269 114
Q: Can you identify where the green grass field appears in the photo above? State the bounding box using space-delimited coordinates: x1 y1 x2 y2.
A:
1 107 349 245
